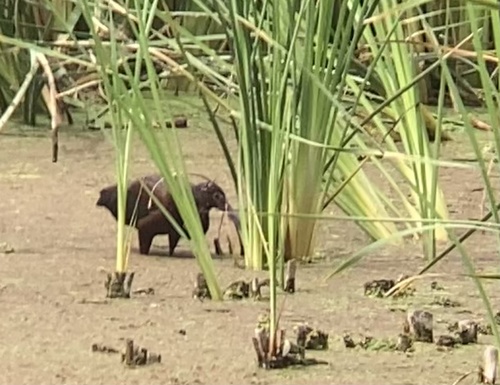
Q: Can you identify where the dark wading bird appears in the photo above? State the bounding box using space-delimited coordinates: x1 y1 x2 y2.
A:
96 173 243 256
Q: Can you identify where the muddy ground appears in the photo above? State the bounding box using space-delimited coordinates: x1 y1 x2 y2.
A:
1 99 500 385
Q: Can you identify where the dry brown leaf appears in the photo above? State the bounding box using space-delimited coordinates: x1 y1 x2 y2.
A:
470 115 492 131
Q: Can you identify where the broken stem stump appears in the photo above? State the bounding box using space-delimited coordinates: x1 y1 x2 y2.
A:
479 345 498 384
122 339 162 367
284 259 297 294
295 324 329 351
192 273 211 300
458 320 478 345
124 339 134 366
105 272 135 298
407 310 433 343
396 334 413 352
252 326 295 369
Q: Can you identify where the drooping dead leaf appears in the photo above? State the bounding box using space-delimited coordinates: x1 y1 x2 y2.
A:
470 115 492 132
36 52 64 163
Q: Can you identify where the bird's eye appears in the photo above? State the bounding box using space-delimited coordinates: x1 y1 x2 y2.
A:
213 192 223 201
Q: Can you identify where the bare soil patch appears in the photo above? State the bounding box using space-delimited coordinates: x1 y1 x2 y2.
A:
1 108 500 385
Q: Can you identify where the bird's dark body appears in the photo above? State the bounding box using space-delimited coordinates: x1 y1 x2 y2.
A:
96 174 228 256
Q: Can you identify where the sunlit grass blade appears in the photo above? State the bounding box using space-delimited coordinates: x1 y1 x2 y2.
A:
112 0 224 299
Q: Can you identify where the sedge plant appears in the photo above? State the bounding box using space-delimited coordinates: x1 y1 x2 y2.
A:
77 0 223 299
160 0 409 356
328 0 500 353
168 0 402 275
2 0 226 299
82 0 138 295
